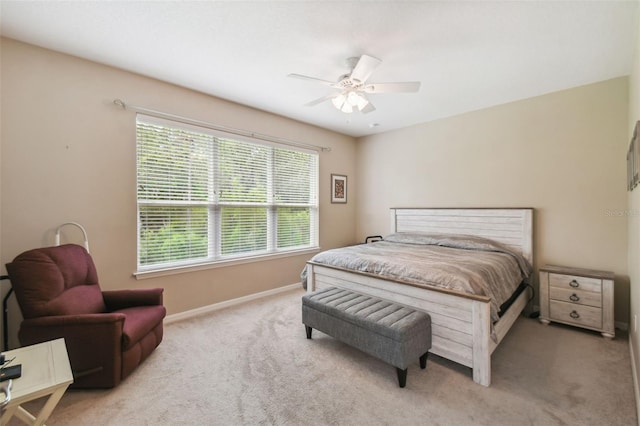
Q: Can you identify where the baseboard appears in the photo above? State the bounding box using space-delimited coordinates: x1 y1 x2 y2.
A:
629 335 640 426
164 282 301 324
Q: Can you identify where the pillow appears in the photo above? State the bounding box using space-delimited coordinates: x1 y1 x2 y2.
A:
384 232 532 277
384 232 505 249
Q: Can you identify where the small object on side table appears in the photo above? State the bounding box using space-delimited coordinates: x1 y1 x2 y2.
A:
0 365 21 382
539 265 615 339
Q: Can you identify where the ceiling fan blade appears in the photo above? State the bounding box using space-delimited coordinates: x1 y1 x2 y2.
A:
304 94 337 107
288 73 336 86
363 82 421 93
350 54 381 83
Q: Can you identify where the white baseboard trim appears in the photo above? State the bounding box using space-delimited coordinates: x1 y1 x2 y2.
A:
164 282 301 324
629 335 640 426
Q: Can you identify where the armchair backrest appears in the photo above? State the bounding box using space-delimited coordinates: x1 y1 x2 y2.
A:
6 244 107 319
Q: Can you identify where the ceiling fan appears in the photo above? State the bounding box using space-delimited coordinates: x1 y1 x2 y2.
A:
288 54 421 114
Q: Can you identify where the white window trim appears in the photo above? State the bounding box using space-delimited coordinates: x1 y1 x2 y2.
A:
135 114 319 275
133 246 321 280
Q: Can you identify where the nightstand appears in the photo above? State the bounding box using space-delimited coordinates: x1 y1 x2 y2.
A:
539 265 615 338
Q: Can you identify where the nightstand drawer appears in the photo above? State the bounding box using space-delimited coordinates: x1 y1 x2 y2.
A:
549 273 602 293
550 300 602 329
549 286 602 308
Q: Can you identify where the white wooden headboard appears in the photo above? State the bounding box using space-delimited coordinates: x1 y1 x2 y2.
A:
390 208 534 265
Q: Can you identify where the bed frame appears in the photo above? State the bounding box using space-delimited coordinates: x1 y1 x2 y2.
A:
306 208 534 386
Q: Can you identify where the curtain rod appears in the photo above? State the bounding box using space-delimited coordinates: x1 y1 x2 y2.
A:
113 99 331 152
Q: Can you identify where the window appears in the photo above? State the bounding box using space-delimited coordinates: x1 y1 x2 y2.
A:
136 114 318 273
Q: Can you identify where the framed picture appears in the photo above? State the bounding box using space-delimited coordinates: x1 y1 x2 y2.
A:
629 121 639 191
634 121 640 189
628 149 633 191
331 174 347 203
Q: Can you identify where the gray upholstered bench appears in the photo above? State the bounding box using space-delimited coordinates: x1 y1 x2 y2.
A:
302 287 432 388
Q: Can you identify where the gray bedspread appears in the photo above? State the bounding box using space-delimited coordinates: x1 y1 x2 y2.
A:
303 232 532 323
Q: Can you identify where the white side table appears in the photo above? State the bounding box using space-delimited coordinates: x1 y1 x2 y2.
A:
0 338 73 425
539 265 615 338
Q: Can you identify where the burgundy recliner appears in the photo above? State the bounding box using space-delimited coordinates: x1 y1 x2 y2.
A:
6 244 166 388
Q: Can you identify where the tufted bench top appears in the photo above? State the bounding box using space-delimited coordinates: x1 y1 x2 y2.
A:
302 287 430 342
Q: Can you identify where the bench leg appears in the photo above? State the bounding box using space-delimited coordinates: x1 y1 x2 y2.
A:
305 325 312 339
396 368 407 388
419 352 429 369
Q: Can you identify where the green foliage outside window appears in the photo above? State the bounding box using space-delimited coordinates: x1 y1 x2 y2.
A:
137 117 318 270
221 207 268 255
138 206 209 265
277 207 310 248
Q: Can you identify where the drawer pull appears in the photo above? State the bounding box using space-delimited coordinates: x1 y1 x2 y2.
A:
569 293 580 302
569 310 580 319
569 280 580 288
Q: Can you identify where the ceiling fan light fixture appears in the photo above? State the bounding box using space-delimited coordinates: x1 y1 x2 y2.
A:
331 91 368 114
331 93 353 113
346 91 369 111
346 91 360 105
331 93 346 109
355 94 369 111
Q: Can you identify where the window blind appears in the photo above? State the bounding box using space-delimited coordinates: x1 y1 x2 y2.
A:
136 114 318 271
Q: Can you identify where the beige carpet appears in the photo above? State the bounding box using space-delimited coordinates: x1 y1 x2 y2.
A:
11 288 638 425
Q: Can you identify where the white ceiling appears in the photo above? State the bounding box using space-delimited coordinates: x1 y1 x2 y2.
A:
1 1 638 137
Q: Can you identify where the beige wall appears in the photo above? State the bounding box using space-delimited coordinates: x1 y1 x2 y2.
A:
0 38 358 346
356 77 630 323
627 6 640 413
1 35 634 353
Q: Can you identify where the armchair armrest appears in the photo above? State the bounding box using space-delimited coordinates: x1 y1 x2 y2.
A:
22 313 126 327
19 314 127 388
19 313 126 345
102 288 164 311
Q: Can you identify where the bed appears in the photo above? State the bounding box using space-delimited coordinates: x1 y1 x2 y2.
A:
305 208 534 386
